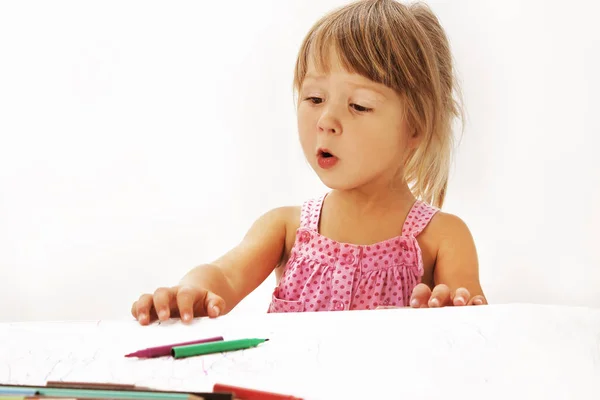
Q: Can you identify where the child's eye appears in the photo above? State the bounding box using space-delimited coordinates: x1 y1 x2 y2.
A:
305 97 323 104
351 103 372 112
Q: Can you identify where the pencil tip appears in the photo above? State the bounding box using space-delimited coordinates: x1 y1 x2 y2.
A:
264 338 269 341
124 353 135 357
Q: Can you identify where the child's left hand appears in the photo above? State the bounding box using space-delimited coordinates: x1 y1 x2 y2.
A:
410 283 486 308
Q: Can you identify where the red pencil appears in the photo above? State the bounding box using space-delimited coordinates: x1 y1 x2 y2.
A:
213 383 303 400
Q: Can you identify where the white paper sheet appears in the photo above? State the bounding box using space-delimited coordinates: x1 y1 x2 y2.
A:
1 304 599 400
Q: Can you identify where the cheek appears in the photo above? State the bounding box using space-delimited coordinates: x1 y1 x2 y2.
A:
297 106 317 149
297 105 316 128
360 126 406 164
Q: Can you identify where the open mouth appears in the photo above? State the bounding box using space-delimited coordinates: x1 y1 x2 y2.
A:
318 148 335 158
316 148 339 169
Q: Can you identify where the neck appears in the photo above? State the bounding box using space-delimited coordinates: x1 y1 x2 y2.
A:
328 180 415 218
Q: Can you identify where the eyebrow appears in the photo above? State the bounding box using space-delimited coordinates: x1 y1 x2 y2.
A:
303 74 389 100
304 73 324 81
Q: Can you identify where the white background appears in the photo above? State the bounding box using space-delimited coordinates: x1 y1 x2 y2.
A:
0 0 598 322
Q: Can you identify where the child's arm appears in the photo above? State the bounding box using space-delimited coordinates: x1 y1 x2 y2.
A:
410 212 487 308
131 207 291 325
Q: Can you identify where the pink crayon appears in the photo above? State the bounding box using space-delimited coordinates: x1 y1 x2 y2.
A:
125 336 224 358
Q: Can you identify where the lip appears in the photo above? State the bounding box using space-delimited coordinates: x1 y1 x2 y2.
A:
316 147 334 157
316 148 339 169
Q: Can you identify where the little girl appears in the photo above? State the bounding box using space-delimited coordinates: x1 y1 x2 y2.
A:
132 0 487 325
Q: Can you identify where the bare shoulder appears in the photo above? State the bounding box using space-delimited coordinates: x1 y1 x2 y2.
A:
427 210 474 241
262 205 301 230
252 205 301 251
420 209 482 294
278 205 301 220
419 209 473 249
421 210 477 262
417 209 480 291
259 205 296 221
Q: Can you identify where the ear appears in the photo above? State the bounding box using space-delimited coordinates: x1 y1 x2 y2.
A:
399 100 421 150
406 125 422 150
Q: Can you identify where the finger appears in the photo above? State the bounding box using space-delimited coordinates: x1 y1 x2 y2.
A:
452 287 471 306
134 294 155 325
176 286 203 323
429 284 451 307
410 283 432 308
153 287 175 321
469 295 487 306
203 291 226 318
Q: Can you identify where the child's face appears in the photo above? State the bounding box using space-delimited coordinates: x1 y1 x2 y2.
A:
297 54 417 191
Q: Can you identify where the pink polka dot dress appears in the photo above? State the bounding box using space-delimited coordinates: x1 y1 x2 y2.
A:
268 193 438 313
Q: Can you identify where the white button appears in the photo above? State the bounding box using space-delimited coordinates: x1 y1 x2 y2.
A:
333 301 345 311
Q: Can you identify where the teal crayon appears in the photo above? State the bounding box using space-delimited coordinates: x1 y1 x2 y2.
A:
0 385 233 400
0 388 37 396
44 388 201 400
172 338 269 359
0 387 193 400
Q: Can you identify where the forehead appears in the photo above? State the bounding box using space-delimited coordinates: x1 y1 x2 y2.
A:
304 44 352 78
303 49 369 84
302 49 394 100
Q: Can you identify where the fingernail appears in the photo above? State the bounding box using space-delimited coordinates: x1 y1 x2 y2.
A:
183 312 191 321
212 305 221 317
410 298 419 307
474 298 483 305
455 296 465 305
138 312 146 321
158 309 167 319
429 298 440 307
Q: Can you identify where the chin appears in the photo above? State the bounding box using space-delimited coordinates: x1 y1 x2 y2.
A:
314 172 361 191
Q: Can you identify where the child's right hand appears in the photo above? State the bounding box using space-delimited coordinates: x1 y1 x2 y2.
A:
130 207 290 326
131 285 226 325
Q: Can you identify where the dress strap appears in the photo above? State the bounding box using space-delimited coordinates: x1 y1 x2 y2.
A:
299 193 327 231
401 200 439 237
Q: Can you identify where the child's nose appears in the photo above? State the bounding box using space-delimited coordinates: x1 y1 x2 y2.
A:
317 109 342 135
318 124 339 135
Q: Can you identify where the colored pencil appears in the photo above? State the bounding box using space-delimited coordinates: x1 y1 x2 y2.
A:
125 336 224 358
4 388 198 400
0 385 232 400
171 338 268 359
46 381 139 390
0 389 37 396
213 384 302 400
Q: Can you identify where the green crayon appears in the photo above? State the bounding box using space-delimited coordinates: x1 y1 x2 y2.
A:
172 338 269 359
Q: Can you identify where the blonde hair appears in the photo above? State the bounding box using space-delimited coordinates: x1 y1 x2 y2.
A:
293 0 464 208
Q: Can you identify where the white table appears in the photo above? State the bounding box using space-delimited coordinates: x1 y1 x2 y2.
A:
1 304 599 400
